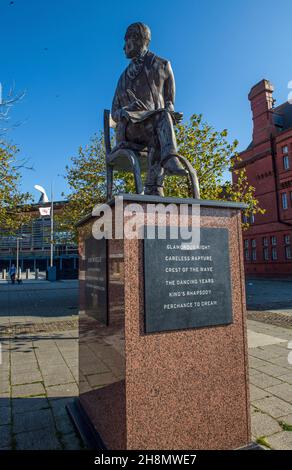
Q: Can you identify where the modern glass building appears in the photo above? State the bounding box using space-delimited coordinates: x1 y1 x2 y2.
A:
0 201 78 279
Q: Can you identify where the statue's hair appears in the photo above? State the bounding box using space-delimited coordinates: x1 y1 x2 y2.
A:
126 22 151 44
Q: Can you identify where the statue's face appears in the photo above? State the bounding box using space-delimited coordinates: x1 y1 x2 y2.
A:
124 30 146 59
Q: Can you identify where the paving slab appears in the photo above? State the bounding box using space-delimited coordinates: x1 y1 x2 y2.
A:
251 412 282 437
266 431 292 450
266 383 292 403
15 427 62 450
12 382 45 398
45 383 78 398
11 371 42 386
43 369 75 387
253 393 292 418
0 396 10 407
0 425 11 448
0 407 11 426
253 364 291 377
249 347 284 361
278 373 292 385
278 413 292 426
62 431 84 450
13 409 55 434
249 384 271 401
247 330 287 348
0 382 10 394
250 373 283 389
49 398 76 419
55 414 76 435
12 397 50 415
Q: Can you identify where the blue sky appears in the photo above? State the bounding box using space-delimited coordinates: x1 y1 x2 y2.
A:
2 0 292 200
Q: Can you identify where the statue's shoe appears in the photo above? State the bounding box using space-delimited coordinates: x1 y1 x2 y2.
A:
163 156 187 176
144 186 165 197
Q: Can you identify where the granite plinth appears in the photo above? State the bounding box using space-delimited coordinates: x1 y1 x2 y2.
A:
77 195 251 450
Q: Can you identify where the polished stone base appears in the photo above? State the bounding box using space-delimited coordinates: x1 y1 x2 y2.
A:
68 399 262 451
67 399 106 450
77 196 251 450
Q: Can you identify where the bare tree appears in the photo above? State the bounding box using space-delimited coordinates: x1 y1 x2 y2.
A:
0 82 26 142
0 83 32 231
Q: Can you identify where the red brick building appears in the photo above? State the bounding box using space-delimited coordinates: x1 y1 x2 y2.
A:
234 79 292 276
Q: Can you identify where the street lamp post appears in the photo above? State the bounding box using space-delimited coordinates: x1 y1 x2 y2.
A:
34 180 59 281
15 234 29 281
50 182 54 268
16 237 20 279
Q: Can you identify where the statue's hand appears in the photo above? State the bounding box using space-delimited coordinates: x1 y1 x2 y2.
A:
171 111 183 124
126 99 148 112
120 108 130 121
126 89 148 111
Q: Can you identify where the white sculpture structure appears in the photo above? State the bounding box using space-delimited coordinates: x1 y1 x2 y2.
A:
34 184 49 203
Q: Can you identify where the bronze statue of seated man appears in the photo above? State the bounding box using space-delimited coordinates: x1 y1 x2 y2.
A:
111 22 187 196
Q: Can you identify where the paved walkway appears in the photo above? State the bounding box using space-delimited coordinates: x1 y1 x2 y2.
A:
0 329 82 450
246 278 292 313
0 281 81 450
0 280 78 323
0 280 291 450
1 318 291 450
248 320 292 449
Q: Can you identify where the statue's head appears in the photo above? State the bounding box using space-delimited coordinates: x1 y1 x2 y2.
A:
124 22 151 59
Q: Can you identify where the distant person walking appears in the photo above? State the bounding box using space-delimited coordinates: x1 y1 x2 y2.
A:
9 264 16 284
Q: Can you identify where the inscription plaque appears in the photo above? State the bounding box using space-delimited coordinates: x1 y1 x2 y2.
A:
84 237 107 325
144 227 232 333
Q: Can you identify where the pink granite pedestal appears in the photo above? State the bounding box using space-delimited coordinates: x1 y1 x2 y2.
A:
76 195 251 450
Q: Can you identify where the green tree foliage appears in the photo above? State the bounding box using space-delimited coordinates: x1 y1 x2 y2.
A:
170 114 265 228
58 134 108 240
0 142 31 231
62 113 263 237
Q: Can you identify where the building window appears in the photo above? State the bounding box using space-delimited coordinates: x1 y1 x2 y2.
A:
285 246 292 260
250 214 255 224
271 236 277 246
272 247 277 260
263 248 269 260
251 239 256 247
244 239 249 249
242 214 248 224
282 192 288 210
245 250 249 261
263 237 268 246
282 145 289 154
283 155 290 170
252 249 257 261
284 234 291 245
290 191 292 206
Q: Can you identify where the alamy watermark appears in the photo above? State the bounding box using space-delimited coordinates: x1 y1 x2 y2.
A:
91 196 201 246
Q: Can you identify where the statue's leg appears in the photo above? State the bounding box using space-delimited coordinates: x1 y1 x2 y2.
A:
154 111 186 176
126 119 166 196
144 146 165 196
155 110 178 159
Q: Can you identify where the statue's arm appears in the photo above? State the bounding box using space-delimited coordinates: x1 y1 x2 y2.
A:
111 88 121 123
112 87 148 123
164 61 175 111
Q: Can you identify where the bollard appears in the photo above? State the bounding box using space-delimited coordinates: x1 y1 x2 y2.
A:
2 269 6 280
26 268 30 279
17 268 22 284
35 268 39 280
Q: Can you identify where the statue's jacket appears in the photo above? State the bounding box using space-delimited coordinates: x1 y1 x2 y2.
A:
111 51 175 142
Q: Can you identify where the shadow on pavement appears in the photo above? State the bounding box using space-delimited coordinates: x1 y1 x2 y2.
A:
246 278 292 311
0 396 83 450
